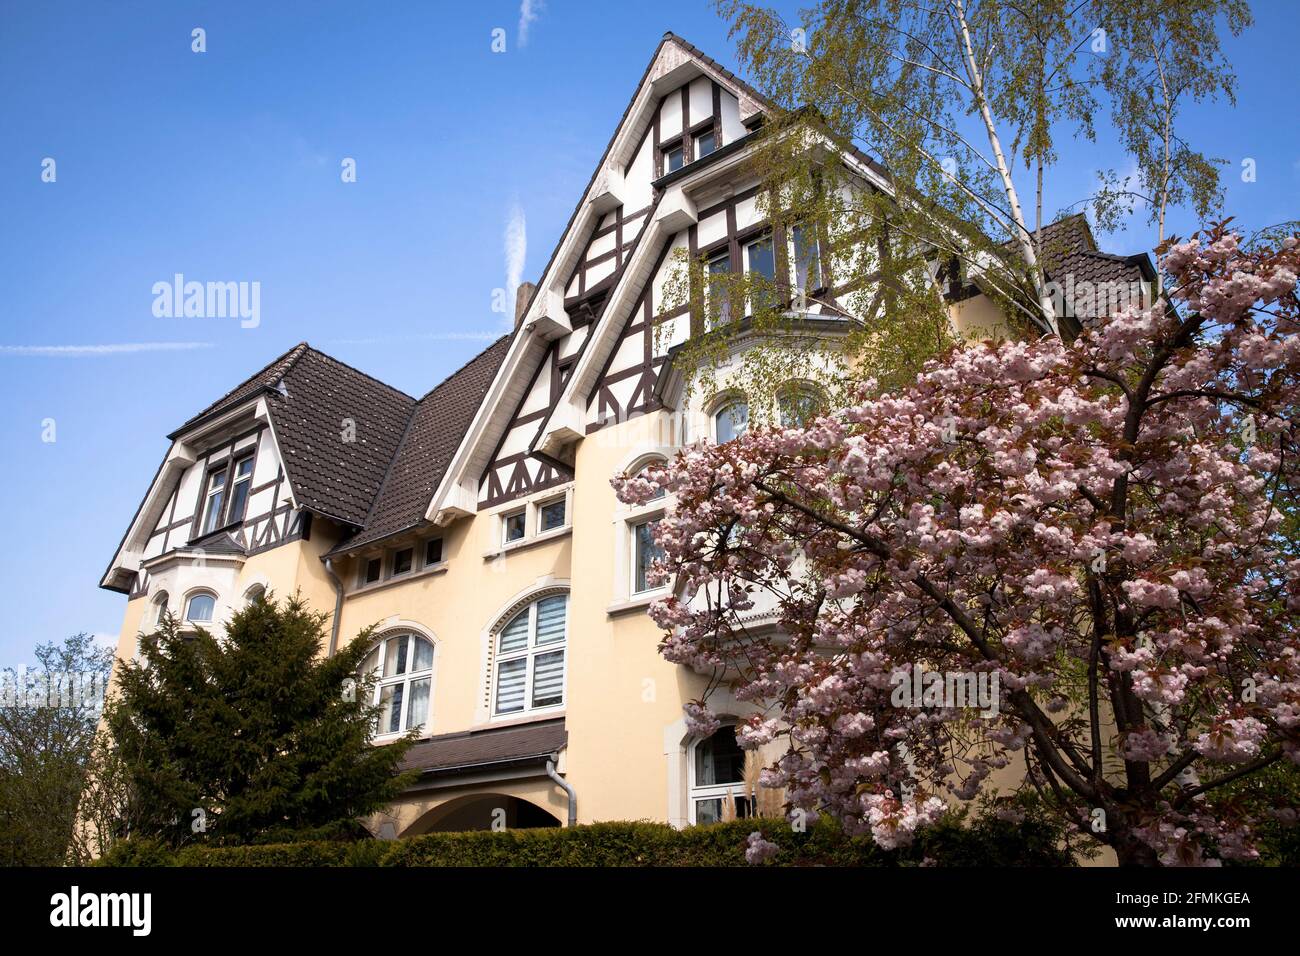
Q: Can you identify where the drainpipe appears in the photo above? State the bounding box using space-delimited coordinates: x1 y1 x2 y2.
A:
323 557 344 657
546 752 577 827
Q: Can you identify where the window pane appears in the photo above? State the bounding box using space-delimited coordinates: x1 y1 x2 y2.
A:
393 548 413 575
714 401 749 443
406 677 430 731
202 483 226 534
411 636 433 672
747 237 776 312
498 610 530 654
696 129 717 157
185 594 214 622
694 726 745 785
365 558 382 584
360 645 380 676
531 650 565 707
504 511 526 542
226 479 251 524
792 224 820 293
779 387 822 428
634 521 663 593
707 253 731 328
540 499 566 532
535 595 567 645
425 538 443 566
666 146 684 172
695 798 724 824
384 634 408 677
378 683 403 734
495 657 527 714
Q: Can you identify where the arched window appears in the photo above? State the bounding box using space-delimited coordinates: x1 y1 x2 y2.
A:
777 383 826 428
689 725 752 824
492 593 568 717
630 455 667 501
243 584 266 606
184 591 215 623
713 399 749 444
362 632 434 736
151 591 170 627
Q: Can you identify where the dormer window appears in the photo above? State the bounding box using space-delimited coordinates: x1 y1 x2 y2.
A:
226 455 254 524
201 469 228 534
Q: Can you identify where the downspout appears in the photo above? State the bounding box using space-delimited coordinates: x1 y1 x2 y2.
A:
546 752 577 827
323 557 344 657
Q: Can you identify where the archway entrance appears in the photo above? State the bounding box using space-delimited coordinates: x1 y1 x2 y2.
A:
407 793 562 835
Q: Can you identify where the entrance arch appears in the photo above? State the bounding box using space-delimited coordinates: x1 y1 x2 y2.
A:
404 793 562 836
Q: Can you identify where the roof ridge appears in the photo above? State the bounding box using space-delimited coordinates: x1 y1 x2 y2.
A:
290 345 419 403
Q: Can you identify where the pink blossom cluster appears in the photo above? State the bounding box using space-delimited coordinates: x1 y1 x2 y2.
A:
614 223 1300 864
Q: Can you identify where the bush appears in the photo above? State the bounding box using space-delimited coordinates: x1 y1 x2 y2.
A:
98 812 1074 867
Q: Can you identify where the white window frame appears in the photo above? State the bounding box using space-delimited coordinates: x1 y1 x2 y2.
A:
744 233 776 316
789 223 822 303
183 589 216 623
630 514 666 596
489 594 568 719
200 467 228 535
365 631 436 740
423 536 445 568
713 397 749 444
537 494 568 534
688 725 752 824
225 454 255 525
152 591 170 627
389 545 415 578
501 507 527 545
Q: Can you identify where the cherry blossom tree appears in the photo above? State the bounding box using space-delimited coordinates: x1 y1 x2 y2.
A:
616 223 1299 866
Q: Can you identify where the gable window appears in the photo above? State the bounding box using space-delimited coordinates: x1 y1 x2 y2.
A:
492 593 567 716
746 235 776 313
362 632 434 736
363 557 382 585
690 725 752 824
695 127 717 158
714 399 749 444
707 250 731 328
225 455 255 524
503 509 526 544
184 592 215 623
424 538 443 567
392 548 414 577
540 497 566 532
632 519 664 594
791 224 822 298
665 142 685 173
201 469 228 535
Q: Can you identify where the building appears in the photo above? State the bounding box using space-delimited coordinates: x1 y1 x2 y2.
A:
99 32 1148 836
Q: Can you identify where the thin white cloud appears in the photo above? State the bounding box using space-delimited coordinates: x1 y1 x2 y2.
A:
518 0 544 48
504 201 527 321
324 332 502 346
0 341 213 357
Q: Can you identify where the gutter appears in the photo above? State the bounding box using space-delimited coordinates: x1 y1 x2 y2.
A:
546 752 577 827
323 557 345 656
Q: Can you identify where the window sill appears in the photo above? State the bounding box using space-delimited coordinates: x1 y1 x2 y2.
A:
350 562 447 597
483 525 572 560
486 705 566 727
606 590 668 618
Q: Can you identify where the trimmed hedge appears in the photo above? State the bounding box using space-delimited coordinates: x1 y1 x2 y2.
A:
98 813 1073 867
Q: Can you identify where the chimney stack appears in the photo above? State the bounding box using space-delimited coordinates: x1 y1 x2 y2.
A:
514 281 537 328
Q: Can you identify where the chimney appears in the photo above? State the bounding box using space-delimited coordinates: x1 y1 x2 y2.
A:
514 281 537 328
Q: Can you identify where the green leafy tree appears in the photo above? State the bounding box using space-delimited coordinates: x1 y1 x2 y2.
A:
660 0 1251 406
0 633 113 865
105 592 414 848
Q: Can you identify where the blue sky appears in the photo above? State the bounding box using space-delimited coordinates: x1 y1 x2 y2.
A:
0 0 1296 665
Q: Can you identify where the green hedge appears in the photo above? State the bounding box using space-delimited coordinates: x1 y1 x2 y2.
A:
97 813 1073 867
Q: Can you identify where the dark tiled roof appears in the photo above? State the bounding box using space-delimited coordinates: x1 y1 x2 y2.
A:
169 342 310 438
398 718 567 776
331 335 511 552
1024 214 1154 319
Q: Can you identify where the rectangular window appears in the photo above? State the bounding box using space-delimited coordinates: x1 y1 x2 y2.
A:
225 455 255 525
707 250 731 329
392 548 414 576
791 224 821 296
540 498 566 532
424 537 443 567
746 235 776 314
201 469 228 535
665 143 685 173
695 128 717 158
633 519 665 594
503 509 526 543
364 557 382 585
